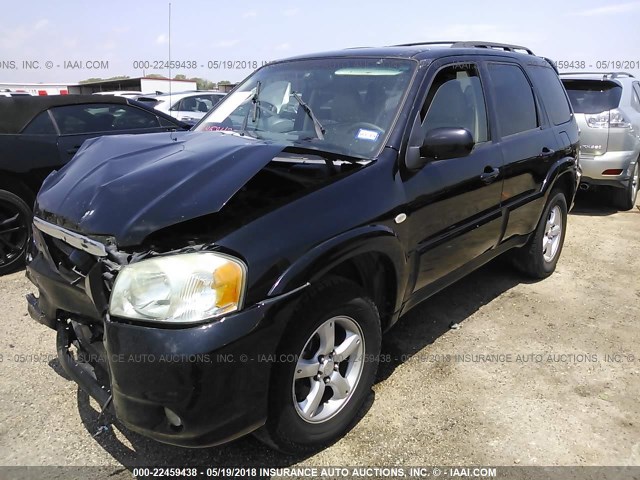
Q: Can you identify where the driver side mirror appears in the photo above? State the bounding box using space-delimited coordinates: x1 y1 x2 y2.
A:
405 127 475 171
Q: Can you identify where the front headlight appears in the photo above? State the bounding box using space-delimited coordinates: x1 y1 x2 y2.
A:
109 252 247 324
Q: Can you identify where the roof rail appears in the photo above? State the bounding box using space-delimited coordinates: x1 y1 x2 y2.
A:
391 40 535 55
451 41 535 55
542 57 559 74
558 71 635 78
393 41 460 47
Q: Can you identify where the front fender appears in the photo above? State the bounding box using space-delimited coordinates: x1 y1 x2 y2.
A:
268 224 409 317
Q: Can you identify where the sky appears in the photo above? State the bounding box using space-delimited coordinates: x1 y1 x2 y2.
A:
0 0 639 85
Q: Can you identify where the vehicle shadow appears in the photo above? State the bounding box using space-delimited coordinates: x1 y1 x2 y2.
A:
377 257 529 383
569 189 619 217
73 387 375 477
46 257 529 476
0 263 25 277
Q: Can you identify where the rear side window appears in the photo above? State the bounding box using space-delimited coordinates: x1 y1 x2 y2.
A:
50 103 160 134
172 95 219 113
487 63 538 137
528 66 572 125
159 116 179 127
561 80 622 114
211 94 225 106
22 111 57 134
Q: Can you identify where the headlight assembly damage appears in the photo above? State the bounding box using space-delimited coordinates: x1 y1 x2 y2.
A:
109 252 247 324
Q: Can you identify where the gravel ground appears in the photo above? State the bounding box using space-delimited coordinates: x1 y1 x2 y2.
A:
0 190 638 477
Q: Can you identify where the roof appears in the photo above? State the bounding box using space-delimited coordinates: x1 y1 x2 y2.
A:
276 41 547 65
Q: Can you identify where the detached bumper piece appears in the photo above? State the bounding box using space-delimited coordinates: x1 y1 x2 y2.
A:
27 292 113 414
56 320 112 410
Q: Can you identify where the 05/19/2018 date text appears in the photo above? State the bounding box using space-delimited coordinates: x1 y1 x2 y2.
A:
131 60 271 70
555 60 640 70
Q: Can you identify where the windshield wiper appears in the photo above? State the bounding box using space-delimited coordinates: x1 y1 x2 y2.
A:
241 81 262 135
291 91 325 140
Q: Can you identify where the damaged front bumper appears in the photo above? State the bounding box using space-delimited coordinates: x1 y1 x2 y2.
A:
25 220 295 447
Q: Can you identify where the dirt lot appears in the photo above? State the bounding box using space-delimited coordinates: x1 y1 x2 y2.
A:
0 190 639 475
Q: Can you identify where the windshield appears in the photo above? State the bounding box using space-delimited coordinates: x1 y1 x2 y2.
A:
561 79 622 114
195 58 416 158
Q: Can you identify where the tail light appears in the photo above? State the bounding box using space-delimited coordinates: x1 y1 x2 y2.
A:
609 109 631 128
586 109 631 129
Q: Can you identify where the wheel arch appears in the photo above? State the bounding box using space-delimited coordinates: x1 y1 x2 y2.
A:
549 165 578 203
0 171 36 206
540 155 579 214
268 225 409 331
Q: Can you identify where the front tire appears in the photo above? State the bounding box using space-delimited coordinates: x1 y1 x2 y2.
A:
0 190 32 275
255 278 381 454
510 190 568 279
612 162 639 211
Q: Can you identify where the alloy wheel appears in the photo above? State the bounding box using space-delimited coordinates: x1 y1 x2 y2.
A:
0 201 29 269
542 205 563 263
630 163 639 205
292 315 365 423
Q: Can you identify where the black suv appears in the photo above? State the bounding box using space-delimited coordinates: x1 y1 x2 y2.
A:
26 41 579 453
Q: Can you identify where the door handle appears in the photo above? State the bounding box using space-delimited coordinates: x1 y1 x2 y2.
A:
480 166 500 184
66 146 81 154
539 147 555 158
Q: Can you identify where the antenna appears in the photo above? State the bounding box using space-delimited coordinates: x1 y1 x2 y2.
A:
168 2 172 99
168 1 176 140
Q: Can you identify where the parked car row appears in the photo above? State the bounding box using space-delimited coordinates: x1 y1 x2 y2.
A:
0 89 33 97
135 90 226 125
92 90 227 124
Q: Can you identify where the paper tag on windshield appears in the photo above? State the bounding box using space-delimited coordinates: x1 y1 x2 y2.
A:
356 129 379 141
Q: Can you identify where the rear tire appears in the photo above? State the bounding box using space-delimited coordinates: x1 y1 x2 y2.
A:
0 190 32 275
509 190 567 279
611 162 639 211
254 277 381 454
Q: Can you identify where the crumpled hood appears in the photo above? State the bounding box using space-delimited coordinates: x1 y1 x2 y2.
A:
36 131 286 246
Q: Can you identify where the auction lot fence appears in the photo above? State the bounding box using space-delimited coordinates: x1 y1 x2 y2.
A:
1 466 639 480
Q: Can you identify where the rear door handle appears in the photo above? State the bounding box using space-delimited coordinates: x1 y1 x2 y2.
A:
539 147 555 158
480 166 500 184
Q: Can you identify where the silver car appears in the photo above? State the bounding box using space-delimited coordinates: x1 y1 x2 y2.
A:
561 72 640 210
0 89 32 97
136 91 225 125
